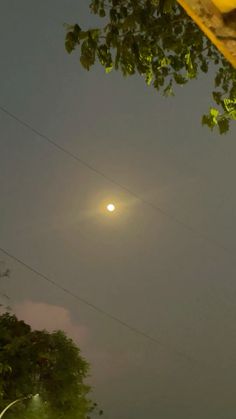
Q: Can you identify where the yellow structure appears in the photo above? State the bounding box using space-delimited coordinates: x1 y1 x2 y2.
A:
211 0 236 13
177 0 236 68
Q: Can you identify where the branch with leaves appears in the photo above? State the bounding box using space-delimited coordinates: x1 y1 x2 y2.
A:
65 0 236 134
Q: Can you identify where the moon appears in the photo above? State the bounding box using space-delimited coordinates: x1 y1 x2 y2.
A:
106 203 116 212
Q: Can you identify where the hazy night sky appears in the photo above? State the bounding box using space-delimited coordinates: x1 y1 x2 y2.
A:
1 1 236 418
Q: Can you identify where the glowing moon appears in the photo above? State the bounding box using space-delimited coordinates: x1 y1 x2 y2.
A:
107 203 116 212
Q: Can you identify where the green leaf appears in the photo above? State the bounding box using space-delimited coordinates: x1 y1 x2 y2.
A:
202 114 213 129
145 68 153 85
223 98 236 113
174 73 187 85
230 111 236 120
80 40 96 70
215 71 223 87
210 107 219 124
200 61 208 73
212 91 222 105
218 118 229 134
65 32 77 53
89 28 100 40
160 57 171 68
73 24 82 36
105 63 113 73
163 81 174 97
78 31 89 40
185 50 196 78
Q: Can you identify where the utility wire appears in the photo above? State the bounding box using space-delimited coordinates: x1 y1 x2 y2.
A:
0 106 233 373
0 105 233 259
0 245 203 368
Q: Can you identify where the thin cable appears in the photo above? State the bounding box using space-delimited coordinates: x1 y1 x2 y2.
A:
0 245 203 367
2 105 236 366
1 105 236 367
0 105 233 259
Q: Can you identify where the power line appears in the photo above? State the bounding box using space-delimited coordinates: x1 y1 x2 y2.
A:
0 245 202 368
0 106 233 375
0 105 233 260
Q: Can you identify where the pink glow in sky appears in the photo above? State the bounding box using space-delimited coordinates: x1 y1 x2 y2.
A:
14 300 89 346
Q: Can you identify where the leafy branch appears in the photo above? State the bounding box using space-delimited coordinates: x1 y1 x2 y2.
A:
65 0 236 134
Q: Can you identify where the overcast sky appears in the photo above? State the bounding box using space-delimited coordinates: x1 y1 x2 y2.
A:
1 2 236 419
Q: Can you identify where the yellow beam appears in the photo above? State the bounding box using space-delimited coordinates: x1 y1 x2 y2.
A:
211 0 236 13
177 0 236 68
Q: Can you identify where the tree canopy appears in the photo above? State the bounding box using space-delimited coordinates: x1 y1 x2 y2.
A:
0 313 102 419
65 0 236 134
